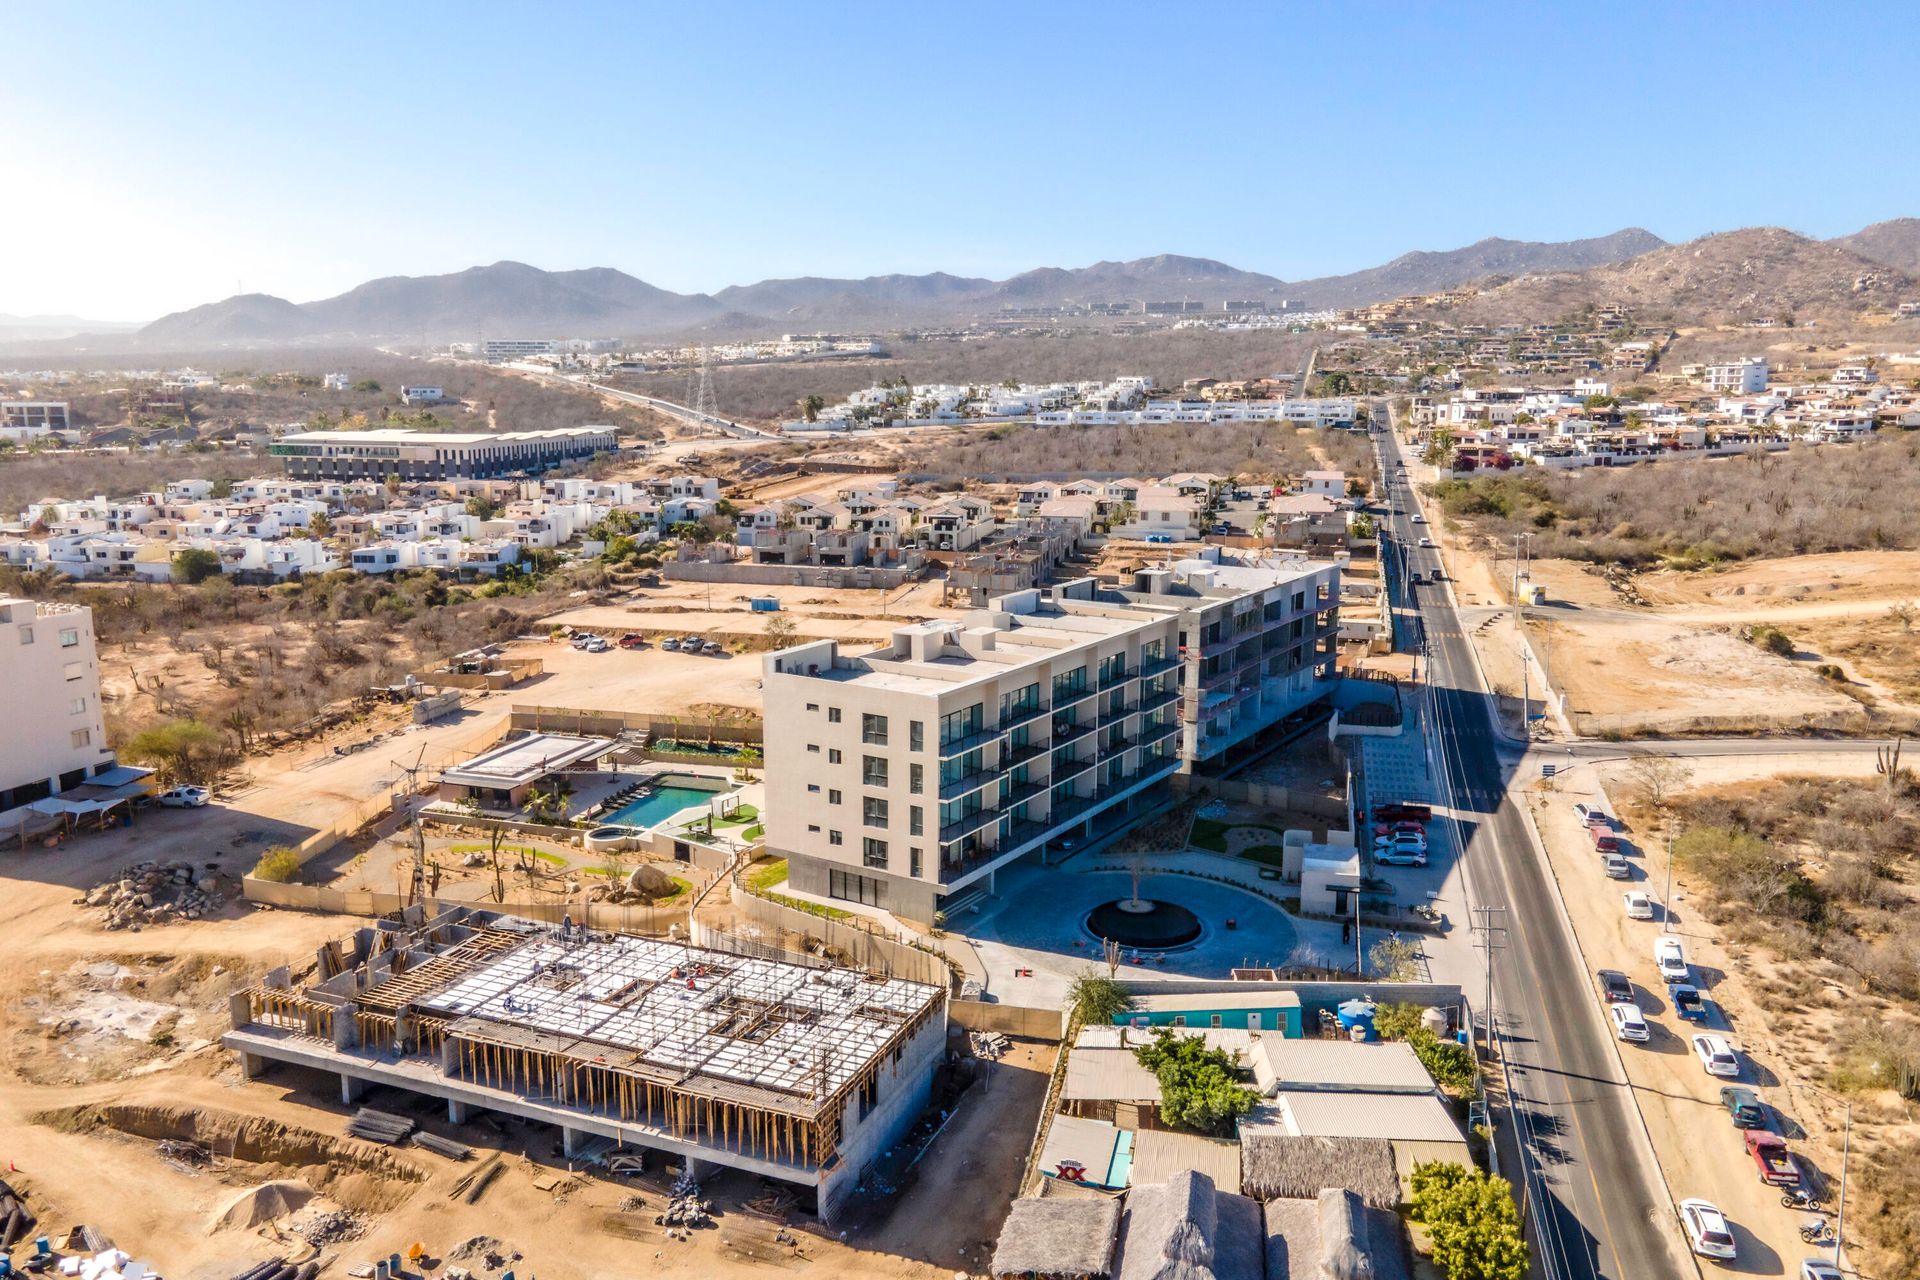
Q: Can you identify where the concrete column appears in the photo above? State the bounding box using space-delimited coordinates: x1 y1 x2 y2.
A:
562 1126 581 1158
447 1099 469 1124
240 1051 268 1080
339 1073 367 1105
683 1156 713 1182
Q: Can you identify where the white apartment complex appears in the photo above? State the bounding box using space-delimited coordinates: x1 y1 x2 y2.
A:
761 558 1339 921
1700 357 1769 394
0 597 114 811
269 427 617 481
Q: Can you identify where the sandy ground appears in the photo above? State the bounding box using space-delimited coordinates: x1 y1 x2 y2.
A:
0 820 1058 1279
1526 754 1887 1276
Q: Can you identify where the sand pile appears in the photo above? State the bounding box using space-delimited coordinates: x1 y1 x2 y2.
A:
208 1179 314 1232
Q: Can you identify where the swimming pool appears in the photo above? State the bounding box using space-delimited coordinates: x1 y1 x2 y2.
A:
602 782 722 829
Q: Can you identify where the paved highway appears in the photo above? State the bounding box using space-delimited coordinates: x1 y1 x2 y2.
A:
1373 414 1690 1280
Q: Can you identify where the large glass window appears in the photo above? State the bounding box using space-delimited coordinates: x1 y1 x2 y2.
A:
909 721 925 751
862 838 889 869
1051 666 1088 702
940 702 984 746
862 712 888 745
862 755 888 787
863 796 889 828
941 749 984 788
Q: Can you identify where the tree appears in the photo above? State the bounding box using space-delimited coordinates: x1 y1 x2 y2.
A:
351 378 382 393
170 547 223 584
1624 749 1690 817
1410 1162 1529 1280
465 494 500 521
251 846 303 883
1889 599 1917 633
799 394 825 423
763 612 797 647
1132 1030 1259 1135
1067 971 1135 1025
125 718 227 785
1369 935 1422 981
1422 426 1457 469
307 511 332 539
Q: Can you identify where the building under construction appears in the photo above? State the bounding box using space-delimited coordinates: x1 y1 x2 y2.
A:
223 907 948 1223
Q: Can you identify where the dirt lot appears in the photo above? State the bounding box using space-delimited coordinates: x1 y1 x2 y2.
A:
0 818 1057 1279
1527 753 1887 1276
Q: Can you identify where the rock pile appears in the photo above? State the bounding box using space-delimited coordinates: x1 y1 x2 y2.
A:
81 861 224 929
292 1209 366 1246
656 1173 713 1233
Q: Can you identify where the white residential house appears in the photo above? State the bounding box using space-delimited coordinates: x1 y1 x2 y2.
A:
1300 470 1347 501
1702 358 1769 394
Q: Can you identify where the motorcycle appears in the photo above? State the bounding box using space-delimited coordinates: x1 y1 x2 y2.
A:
1781 1188 1827 1212
1799 1216 1836 1246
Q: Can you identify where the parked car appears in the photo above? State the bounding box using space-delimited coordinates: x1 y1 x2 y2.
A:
1596 969 1634 1005
617 633 647 649
661 637 681 651
156 786 210 808
1679 1199 1737 1261
1692 1034 1741 1078
1572 802 1611 828
1609 1002 1649 1042
1410 513 1427 524
1623 891 1655 920
1590 828 1623 854
569 634 592 649
1672 984 1710 1022
679 636 703 653
1375 829 1427 849
1799 1261 1843 1280
1745 1130 1799 1187
701 640 725 656
1145 533 1174 544
1417 536 1435 548
1375 848 1428 867
1719 1085 1766 1129
1375 802 1432 824
1603 851 1630 878
581 636 610 653
1654 937 1689 983
1209 522 1232 535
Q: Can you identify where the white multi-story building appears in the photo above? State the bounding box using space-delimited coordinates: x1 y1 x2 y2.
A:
270 426 617 480
760 559 1339 922
2 400 70 439
0 597 114 811
1702 358 1769 394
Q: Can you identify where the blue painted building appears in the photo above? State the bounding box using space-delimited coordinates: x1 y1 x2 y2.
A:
1117 990 1304 1038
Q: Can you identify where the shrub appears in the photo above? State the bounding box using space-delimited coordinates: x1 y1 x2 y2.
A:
251 846 302 882
170 547 223 584
1132 1030 1259 1135
1410 1162 1530 1280
124 718 227 786
1066 972 1135 1026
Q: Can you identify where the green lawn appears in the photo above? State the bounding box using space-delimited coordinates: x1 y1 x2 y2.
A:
447 843 566 867
743 857 851 920
1189 818 1285 853
1237 845 1289 869
582 871 693 905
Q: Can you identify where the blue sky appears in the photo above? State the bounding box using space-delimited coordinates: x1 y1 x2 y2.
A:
8 1 1918 319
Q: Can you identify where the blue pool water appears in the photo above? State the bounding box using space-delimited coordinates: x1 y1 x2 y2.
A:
603 784 718 829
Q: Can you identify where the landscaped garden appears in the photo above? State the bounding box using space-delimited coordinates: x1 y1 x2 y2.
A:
1188 816 1289 868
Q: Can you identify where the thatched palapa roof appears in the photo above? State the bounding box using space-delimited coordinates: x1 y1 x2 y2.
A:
1264 1188 1411 1280
991 1196 1123 1279
1114 1169 1264 1280
1239 1135 1401 1208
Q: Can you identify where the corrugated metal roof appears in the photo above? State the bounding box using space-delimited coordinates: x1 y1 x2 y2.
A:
1244 1091 1465 1144
1251 1038 1434 1094
1062 1048 1160 1102
1128 1129 1242 1195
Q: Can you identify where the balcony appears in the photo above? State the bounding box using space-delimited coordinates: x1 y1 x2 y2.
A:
1137 687 1177 715
939 765 999 802
1098 665 1135 690
1137 654 1180 679
1051 719 1093 746
999 700 1048 732
1051 752 1097 784
1098 700 1136 727
938 725 999 758
1051 684 1097 714
1138 719 1181 748
1000 739 1047 769
939 802 1001 844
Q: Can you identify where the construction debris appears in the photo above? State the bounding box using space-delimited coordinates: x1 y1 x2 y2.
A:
291 1207 367 1246
449 1155 505 1205
0 1179 37 1250
969 1031 1011 1060
345 1106 415 1145
411 1131 473 1161
656 1172 714 1232
448 1235 521 1270
80 860 226 929
157 1138 213 1171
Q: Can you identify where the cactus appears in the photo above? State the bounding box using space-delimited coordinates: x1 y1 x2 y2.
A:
1877 738 1905 790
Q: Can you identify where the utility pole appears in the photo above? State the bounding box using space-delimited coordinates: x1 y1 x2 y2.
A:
392 747 429 905
1663 830 1676 933
1835 1098 1851 1269
1472 905 1508 1056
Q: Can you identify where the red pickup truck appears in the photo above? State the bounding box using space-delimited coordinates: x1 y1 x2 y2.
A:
1745 1131 1799 1187
1589 827 1623 854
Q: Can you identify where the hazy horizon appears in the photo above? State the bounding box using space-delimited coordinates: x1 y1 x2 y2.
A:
10 1 1920 320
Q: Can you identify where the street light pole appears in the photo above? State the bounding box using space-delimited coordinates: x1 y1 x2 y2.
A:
1835 1099 1852 1269
1663 830 1675 934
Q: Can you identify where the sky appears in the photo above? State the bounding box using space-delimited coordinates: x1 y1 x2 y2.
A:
6 1 1919 321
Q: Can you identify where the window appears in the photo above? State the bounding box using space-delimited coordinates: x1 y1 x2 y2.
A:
910 763 924 794
862 837 889 869
827 707 842 723
862 712 888 745
1210 1014 1224 1028
70 729 91 749
16 625 30 645
70 696 87 715
910 847 923 878
828 789 842 805
828 748 842 765
828 830 843 846
909 720 924 751
63 661 83 682
909 805 924 837
1171 1015 1187 1027
807 823 821 833
59 627 79 648
862 755 888 787
863 796 889 828
806 743 820 754
940 702 983 746
806 702 819 712
806 783 821 793
829 868 882 907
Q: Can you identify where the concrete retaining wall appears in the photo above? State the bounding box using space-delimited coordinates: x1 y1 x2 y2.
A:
950 999 1067 1041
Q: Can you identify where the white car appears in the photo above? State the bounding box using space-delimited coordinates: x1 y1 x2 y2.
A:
1572 802 1612 828
1411 513 1427 524
1691 1034 1741 1078
1609 1002 1649 1042
1679 1198 1737 1261
156 786 210 808
1623 891 1654 920
1654 936 1689 982
1799 1262 1843 1280
1375 848 1428 867
1417 536 1435 548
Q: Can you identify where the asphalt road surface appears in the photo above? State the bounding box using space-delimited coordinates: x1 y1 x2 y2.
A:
1373 415 1689 1280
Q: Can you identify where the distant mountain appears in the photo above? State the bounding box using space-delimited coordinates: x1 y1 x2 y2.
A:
118 227 1696 348
0 312 144 342
1282 229 1667 309
1830 217 1920 275
139 293 322 344
1445 227 1913 324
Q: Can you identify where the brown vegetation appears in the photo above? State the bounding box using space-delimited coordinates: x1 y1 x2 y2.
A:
907 419 1373 484
1432 434 1920 568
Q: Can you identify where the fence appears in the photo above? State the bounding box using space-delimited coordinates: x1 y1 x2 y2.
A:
724 888 955 988
509 705 763 745
1211 777 1347 822
950 999 1066 1040
239 878 694 936
662 560 921 590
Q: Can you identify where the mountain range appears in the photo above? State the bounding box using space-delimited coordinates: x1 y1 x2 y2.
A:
49 219 1920 350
